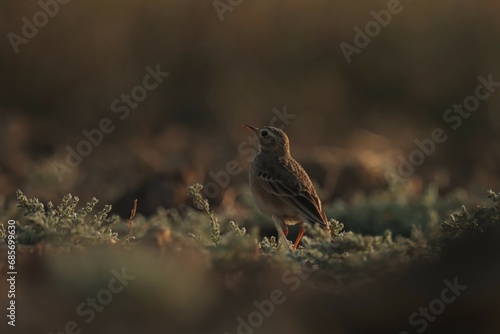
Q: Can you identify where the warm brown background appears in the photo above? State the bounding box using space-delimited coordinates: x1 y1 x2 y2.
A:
1 0 500 215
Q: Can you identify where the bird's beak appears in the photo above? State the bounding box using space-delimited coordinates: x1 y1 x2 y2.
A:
242 124 258 133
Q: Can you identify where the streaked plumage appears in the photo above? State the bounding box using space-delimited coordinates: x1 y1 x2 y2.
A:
243 125 331 250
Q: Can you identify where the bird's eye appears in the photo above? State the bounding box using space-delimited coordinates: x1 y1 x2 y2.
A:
261 130 269 137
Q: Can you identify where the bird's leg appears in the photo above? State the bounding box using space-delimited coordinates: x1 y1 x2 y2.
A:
292 222 305 250
283 227 288 237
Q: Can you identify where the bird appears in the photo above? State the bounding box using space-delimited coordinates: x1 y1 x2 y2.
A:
243 125 331 250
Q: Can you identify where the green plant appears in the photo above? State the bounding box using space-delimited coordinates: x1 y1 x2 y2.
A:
442 189 500 241
15 190 119 245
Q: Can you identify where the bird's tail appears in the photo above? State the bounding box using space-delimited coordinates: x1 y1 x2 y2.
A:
320 209 336 243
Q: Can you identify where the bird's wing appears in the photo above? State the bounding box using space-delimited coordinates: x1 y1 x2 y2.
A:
257 163 328 227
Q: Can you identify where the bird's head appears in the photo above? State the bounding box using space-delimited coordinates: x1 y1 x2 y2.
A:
243 125 290 156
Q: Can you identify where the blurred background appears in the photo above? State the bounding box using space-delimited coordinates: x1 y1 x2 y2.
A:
2 1 500 334
1 0 500 214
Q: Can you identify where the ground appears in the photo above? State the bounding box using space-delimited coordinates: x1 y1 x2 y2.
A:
1 185 499 333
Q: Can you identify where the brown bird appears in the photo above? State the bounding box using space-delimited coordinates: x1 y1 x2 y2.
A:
243 125 331 250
